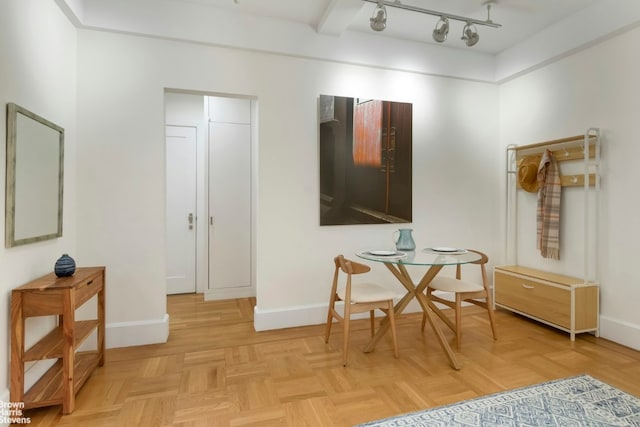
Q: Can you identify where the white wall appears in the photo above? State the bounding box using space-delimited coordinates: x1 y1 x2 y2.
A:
100 16 640 349
0 0 77 411
500 26 640 350
74 30 500 333
74 31 171 348
495 0 640 82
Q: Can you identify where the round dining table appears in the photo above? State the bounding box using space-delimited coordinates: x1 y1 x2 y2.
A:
356 247 482 370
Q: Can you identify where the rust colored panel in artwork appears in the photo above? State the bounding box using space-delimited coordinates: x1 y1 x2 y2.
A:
353 100 382 166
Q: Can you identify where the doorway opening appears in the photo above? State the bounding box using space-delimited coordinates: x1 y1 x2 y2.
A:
164 90 257 300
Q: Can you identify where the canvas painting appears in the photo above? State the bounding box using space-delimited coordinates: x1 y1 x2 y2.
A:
319 95 412 225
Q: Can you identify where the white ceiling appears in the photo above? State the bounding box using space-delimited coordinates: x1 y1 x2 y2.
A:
167 0 597 54
63 0 640 81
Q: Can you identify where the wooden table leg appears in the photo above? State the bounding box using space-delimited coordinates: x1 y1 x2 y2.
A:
363 262 461 370
62 288 76 414
98 287 105 366
412 264 461 370
415 292 461 370
10 291 25 405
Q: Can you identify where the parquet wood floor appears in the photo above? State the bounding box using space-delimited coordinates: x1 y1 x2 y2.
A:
21 294 640 426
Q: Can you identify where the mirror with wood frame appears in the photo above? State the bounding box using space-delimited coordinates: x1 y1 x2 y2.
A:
5 103 64 247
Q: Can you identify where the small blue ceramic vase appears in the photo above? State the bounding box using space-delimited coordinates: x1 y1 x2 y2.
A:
54 253 76 277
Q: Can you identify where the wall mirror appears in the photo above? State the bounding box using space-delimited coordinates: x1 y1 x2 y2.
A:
5 103 64 247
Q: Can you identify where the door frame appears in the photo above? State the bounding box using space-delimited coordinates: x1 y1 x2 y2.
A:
164 90 257 299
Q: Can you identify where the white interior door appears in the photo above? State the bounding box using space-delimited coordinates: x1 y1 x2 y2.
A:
166 125 197 294
209 121 251 289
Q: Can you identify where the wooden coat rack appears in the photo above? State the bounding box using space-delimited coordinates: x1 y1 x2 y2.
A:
505 127 601 278
512 133 599 189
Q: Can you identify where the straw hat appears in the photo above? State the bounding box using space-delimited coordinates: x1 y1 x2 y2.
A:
518 155 541 193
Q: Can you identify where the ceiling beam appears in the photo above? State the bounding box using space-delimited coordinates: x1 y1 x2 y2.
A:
316 0 365 36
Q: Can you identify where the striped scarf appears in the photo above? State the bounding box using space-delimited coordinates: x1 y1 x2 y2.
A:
536 149 561 260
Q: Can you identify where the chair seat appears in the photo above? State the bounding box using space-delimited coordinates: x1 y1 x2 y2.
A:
422 249 497 349
338 283 396 303
428 276 484 293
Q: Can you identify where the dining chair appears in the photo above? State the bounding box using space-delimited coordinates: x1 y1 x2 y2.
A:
421 249 497 348
325 254 399 366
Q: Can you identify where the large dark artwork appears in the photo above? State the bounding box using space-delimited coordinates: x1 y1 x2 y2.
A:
319 95 412 226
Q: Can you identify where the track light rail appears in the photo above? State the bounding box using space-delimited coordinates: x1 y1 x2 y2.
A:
363 0 502 28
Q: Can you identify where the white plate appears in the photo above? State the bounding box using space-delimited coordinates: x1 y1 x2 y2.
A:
431 247 458 252
424 247 468 255
367 250 398 256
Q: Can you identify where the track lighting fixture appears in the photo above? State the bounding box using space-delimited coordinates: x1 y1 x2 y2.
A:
432 16 449 43
364 0 500 47
370 1 387 32
461 22 479 47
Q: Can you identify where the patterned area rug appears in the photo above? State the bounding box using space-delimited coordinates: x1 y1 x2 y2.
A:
356 374 640 426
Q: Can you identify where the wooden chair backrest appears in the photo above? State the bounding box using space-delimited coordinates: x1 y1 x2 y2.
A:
455 249 489 287
332 255 371 302
335 255 371 275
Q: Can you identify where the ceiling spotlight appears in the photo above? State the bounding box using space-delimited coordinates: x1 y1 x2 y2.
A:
432 16 449 43
363 0 500 47
370 1 387 32
461 22 479 47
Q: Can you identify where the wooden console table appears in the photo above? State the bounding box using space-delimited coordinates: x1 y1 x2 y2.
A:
10 267 105 414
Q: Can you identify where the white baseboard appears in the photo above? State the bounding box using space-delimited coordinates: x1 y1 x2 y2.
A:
106 314 170 349
254 298 424 332
599 315 640 351
204 287 255 301
256 291 640 341
254 303 327 331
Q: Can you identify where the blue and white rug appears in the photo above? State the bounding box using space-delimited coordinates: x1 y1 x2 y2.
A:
356 374 640 426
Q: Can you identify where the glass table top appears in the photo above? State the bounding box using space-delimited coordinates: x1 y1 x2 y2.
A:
356 247 482 266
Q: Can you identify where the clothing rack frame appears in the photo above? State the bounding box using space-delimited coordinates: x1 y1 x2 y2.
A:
505 128 600 285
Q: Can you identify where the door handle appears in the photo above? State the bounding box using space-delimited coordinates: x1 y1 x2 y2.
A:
188 213 194 230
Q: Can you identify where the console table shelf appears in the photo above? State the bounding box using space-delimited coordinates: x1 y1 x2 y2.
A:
22 352 100 410
11 267 105 414
24 320 99 361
